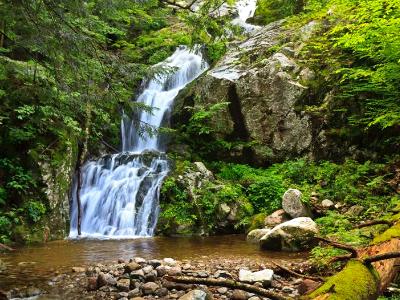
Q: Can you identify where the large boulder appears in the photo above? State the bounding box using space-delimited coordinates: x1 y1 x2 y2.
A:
171 21 317 165
260 217 319 251
282 189 312 218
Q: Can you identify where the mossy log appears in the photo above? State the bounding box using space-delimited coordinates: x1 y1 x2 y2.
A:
304 222 400 299
302 260 379 300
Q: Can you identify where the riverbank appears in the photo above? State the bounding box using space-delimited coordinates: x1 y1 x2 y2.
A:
0 235 307 299
1 254 312 300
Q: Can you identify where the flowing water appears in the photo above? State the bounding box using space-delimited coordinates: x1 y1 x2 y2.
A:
69 46 208 238
232 0 260 31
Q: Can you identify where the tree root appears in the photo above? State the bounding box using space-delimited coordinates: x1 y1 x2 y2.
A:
355 220 392 229
315 236 358 258
164 275 291 300
272 262 325 282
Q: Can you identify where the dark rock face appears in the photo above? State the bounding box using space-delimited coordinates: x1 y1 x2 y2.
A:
170 20 332 165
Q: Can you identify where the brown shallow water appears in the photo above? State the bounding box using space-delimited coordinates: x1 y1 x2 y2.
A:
0 235 305 291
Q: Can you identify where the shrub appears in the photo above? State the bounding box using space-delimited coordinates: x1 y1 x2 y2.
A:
247 176 285 214
25 201 46 223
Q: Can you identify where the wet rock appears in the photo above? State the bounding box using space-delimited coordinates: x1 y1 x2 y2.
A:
238 269 274 286
130 298 145 300
157 265 182 276
260 217 319 251
214 270 233 279
87 276 98 291
125 262 142 273
231 289 247 300
178 289 210 300
264 209 290 227
148 259 162 268
116 278 130 292
247 228 271 243
321 199 334 209
282 189 312 218
142 265 154 274
217 287 228 294
117 291 129 299
142 282 159 295
130 269 145 281
128 288 141 298
144 270 158 282
72 266 86 273
133 257 147 265
345 205 364 216
156 287 169 297
97 272 117 287
163 258 177 266
248 297 260 300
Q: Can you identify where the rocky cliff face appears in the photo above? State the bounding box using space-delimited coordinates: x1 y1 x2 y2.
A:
172 20 326 165
37 139 78 241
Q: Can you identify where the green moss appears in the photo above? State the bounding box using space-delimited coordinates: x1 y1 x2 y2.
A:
248 213 267 232
372 222 400 245
304 260 379 300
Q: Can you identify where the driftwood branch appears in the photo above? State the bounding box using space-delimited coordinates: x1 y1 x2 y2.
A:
363 252 400 265
315 236 358 257
355 220 392 229
272 262 325 282
164 276 290 300
0 243 14 251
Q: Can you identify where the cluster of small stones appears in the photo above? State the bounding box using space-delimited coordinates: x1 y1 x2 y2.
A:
74 257 303 300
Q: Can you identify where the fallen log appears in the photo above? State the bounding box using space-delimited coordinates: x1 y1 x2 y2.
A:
164 275 291 300
302 260 379 300
304 222 400 299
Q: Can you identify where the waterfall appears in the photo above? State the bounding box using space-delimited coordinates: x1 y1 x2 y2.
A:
69 46 208 238
232 0 260 32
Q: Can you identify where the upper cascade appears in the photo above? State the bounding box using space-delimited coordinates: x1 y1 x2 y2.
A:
122 46 209 153
231 0 260 31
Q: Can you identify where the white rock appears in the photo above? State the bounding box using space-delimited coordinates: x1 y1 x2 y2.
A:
239 269 274 286
163 258 177 266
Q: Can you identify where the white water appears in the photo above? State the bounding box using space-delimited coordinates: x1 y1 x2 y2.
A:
69 46 208 238
232 0 260 32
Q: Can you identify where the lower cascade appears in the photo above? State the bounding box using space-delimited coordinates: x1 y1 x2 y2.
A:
69 46 208 238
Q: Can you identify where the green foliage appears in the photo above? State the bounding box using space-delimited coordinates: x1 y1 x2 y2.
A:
288 0 400 149
254 0 304 25
247 178 285 214
25 201 46 223
310 245 347 271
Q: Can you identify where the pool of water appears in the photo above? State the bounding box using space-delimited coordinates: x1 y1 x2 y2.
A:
0 235 305 290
